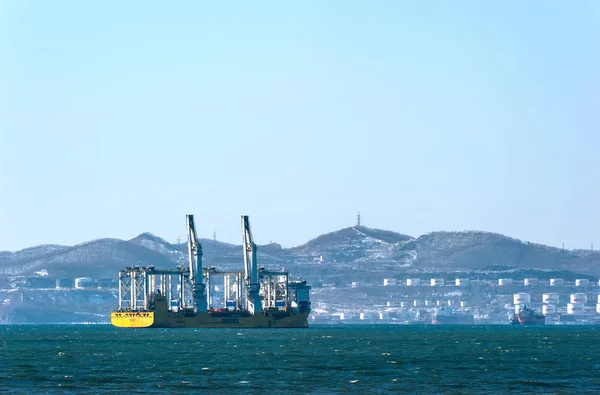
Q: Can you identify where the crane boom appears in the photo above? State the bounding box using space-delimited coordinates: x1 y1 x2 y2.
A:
242 215 262 313
186 214 207 312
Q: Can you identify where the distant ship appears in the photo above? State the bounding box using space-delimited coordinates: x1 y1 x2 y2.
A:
432 307 474 325
509 305 545 325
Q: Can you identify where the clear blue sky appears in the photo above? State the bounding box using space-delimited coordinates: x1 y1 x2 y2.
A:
1 1 599 251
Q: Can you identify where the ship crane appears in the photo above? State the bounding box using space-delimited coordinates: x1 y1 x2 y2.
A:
242 215 262 314
186 214 208 312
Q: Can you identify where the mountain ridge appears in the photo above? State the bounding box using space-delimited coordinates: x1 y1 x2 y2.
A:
2 227 600 277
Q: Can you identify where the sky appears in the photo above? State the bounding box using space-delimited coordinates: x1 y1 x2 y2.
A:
1 1 599 252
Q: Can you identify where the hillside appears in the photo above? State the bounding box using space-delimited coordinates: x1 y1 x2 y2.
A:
2 228 600 279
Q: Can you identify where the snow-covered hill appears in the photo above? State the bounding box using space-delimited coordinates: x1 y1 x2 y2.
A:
2 228 600 279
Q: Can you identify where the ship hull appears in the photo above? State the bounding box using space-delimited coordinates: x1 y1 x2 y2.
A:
111 311 310 328
112 297 309 329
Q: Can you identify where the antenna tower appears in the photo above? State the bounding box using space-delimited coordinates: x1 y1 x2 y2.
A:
213 231 217 247
356 211 361 227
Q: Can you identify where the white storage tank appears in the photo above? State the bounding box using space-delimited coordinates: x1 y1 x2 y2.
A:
455 278 469 286
339 313 346 320
498 278 513 286
425 300 434 307
74 277 93 289
542 304 556 315
400 301 409 308
514 293 531 305
550 278 564 286
430 278 444 287
567 303 585 315
543 293 559 304
379 312 390 320
359 312 365 320
460 301 467 308
570 293 588 304
351 282 359 288
413 300 422 307
575 279 589 287
447 300 455 307
515 304 526 313
406 279 421 286
383 278 397 286
598 294 600 304
597 304 600 314
524 278 538 286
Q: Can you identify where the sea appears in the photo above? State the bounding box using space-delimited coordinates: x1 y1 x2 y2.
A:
1 325 599 394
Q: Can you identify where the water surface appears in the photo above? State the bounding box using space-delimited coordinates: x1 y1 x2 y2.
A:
1 325 598 393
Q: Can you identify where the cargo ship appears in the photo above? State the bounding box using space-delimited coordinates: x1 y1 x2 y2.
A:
432 307 475 325
111 214 311 328
509 305 545 325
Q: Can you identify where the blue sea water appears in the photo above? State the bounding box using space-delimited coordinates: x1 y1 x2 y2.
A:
1 325 599 394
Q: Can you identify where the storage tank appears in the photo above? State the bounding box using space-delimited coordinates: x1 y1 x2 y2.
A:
430 278 444 287
598 294 600 304
74 277 93 289
339 313 345 320
597 304 600 314
514 304 523 313
570 293 588 304
413 300 422 307
351 282 359 288
575 279 589 287
514 293 531 305
550 278 564 286
383 278 397 286
460 301 467 308
400 301 409 308
542 304 556 315
455 278 469 286
567 303 585 315
524 278 538 286
406 279 421 286
379 312 390 320
498 278 513 286
359 312 365 320
542 293 559 304
447 300 455 307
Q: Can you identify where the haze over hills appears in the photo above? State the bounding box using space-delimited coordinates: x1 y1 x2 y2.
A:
2 225 600 324
2 226 600 278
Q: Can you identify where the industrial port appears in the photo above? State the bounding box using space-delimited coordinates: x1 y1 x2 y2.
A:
3 220 600 326
309 276 600 325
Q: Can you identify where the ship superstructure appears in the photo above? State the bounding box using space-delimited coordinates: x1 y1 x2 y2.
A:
111 214 311 328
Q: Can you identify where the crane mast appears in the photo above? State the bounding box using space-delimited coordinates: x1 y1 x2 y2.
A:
242 215 262 314
186 214 207 312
